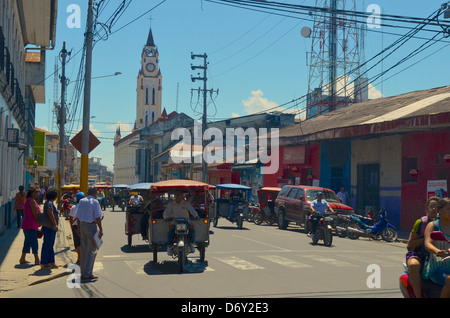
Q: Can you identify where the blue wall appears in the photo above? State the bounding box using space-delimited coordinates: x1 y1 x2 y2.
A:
320 141 352 195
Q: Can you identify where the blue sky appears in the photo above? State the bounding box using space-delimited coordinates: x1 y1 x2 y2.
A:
35 0 450 171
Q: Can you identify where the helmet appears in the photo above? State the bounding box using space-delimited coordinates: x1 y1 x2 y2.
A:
76 192 85 202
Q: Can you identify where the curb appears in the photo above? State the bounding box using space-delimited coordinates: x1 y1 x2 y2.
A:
0 215 77 294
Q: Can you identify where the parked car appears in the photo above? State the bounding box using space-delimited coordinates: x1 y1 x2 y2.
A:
275 185 354 232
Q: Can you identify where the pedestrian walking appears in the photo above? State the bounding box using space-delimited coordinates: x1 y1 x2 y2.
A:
14 185 26 228
75 186 103 281
40 187 59 270
19 187 40 265
69 192 85 265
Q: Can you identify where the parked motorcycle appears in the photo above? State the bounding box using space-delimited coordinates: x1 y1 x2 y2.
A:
346 209 398 242
171 217 194 273
399 231 449 298
335 213 374 238
246 204 258 222
311 212 334 247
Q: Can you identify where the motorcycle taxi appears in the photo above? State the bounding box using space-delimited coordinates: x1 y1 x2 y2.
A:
147 180 212 272
253 187 281 225
211 183 251 229
124 183 153 247
111 184 128 211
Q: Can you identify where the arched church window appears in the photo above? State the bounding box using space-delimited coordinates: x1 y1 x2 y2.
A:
152 87 156 105
144 109 149 127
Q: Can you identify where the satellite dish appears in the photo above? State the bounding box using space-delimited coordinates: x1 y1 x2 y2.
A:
301 26 311 38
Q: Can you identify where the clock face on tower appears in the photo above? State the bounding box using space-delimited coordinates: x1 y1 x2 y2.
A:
146 63 155 72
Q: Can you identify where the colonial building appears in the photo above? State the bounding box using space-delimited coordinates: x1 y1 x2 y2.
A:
113 28 163 185
0 0 57 234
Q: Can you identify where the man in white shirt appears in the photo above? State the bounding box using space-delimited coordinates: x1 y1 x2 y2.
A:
163 189 199 255
308 192 335 238
337 186 351 206
129 193 143 207
75 186 103 281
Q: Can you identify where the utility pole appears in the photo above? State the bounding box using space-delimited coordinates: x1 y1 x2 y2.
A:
57 41 68 201
190 53 218 183
80 0 94 194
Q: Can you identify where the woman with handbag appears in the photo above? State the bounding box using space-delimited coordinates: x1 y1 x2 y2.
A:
19 187 40 265
40 187 59 270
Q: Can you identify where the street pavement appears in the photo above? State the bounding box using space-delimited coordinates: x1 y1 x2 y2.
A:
0 208 77 294
0 206 410 296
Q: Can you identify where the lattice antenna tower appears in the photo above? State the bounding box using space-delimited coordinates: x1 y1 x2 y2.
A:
306 0 362 119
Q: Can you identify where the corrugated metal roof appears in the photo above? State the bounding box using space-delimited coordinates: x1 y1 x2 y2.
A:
279 85 450 142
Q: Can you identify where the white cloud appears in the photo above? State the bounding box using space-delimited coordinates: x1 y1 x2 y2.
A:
106 121 132 135
241 90 279 114
73 124 102 137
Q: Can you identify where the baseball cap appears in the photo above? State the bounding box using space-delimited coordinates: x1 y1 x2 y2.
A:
76 192 85 202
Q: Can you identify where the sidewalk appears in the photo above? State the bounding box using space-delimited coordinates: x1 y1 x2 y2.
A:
0 212 76 295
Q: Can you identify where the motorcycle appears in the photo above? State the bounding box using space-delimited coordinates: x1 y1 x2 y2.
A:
253 205 277 225
171 217 195 273
346 209 398 242
335 213 374 238
399 231 449 298
230 203 245 229
246 204 258 222
61 199 71 220
311 212 334 247
119 198 126 211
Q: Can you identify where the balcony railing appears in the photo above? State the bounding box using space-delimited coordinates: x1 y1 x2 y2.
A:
0 26 26 131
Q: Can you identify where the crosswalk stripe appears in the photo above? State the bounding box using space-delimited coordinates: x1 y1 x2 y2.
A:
214 256 264 270
302 255 358 267
257 255 312 268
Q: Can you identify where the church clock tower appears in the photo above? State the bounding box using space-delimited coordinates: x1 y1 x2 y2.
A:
136 28 162 129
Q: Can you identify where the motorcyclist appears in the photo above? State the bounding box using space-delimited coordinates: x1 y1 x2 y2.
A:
163 189 199 256
308 192 335 238
129 192 143 208
228 189 248 221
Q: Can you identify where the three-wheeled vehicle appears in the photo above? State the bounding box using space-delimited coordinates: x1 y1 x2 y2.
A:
111 184 128 211
124 183 153 246
148 180 212 272
211 184 251 229
253 187 281 225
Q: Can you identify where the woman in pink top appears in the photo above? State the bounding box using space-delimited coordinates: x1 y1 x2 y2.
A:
19 187 40 265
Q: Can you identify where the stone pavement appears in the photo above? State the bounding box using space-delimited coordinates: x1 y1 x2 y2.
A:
0 213 77 295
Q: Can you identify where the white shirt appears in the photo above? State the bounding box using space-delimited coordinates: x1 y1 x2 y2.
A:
69 204 79 226
163 199 199 220
311 199 331 216
337 191 349 205
74 195 103 223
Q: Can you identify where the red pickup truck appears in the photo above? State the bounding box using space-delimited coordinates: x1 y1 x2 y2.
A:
275 185 354 231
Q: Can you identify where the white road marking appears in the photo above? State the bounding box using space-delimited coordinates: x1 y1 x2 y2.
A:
258 255 312 268
302 255 358 267
214 256 264 270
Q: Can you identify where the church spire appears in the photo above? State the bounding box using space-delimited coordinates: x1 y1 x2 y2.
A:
146 28 155 47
